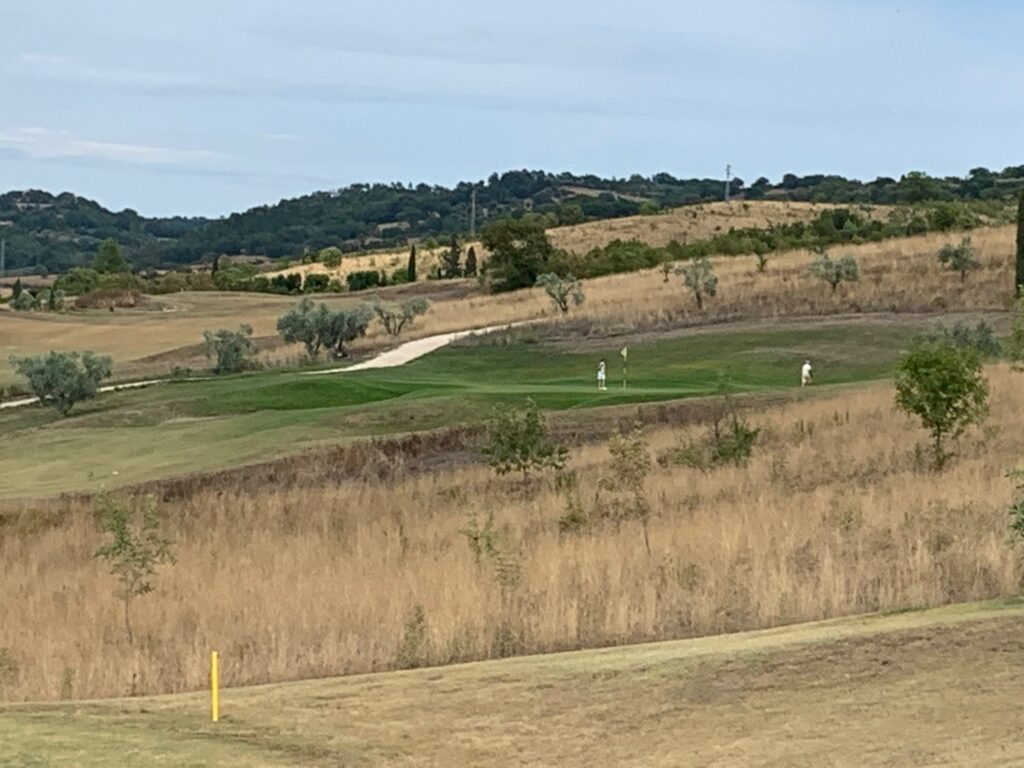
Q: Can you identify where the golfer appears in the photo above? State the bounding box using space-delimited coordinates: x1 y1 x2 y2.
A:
597 359 607 391
801 359 813 387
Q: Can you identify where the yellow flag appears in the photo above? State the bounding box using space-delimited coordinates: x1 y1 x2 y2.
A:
620 346 628 361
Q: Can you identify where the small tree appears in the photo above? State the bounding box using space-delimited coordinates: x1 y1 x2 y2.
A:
440 235 462 279
92 238 131 274
937 237 979 283
374 297 430 337
894 341 989 470
598 426 653 554
202 325 257 374
94 494 174 645
11 350 113 416
407 245 417 283
754 245 769 273
319 304 374 357
1015 190 1023 298
11 278 22 299
808 250 859 293
465 246 478 277
535 273 584 314
675 257 718 309
319 246 343 269
483 398 568 481
303 273 330 293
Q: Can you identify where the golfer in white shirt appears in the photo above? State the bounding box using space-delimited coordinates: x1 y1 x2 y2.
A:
801 360 813 387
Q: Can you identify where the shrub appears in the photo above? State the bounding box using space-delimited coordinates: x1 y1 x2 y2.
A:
202 325 257 374
920 321 1001 357
675 257 718 309
1009 470 1024 545
346 270 385 292
895 341 989 470
483 398 568 481
808 250 859 293
665 405 760 470
394 605 429 669
11 350 113 415
596 426 653 553
303 273 330 293
937 237 979 282
535 273 584 314
319 246 343 268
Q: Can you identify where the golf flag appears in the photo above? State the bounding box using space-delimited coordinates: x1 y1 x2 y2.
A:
620 346 628 362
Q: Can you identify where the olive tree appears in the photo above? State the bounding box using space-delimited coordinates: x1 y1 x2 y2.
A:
11 350 113 416
675 257 718 309
894 341 989 470
535 273 584 314
320 304 374 357
277 297 327 359
937 237 979 283
374 298 430 337
202 325 257 374
808 250 859 293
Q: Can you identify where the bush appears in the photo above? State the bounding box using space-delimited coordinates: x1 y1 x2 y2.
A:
202 325 257 374
895 341 989 469
535 273 584 314
483 398 568 481
665 407 760 470
808 250 859 293
676 257 718 309
303 273 330 293
346 270 385 292
937 237 979 282
920 321 1001 357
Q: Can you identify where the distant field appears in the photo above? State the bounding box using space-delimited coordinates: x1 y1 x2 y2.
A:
0 321 918 497
2 225 1014 390
4 600 1023 767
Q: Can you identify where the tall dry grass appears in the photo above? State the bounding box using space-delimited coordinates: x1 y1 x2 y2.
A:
2 367 1021 702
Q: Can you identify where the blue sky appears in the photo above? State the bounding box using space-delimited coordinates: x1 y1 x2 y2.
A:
2 1 1021 217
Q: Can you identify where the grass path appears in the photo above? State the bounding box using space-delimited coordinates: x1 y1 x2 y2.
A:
4 598 1023 766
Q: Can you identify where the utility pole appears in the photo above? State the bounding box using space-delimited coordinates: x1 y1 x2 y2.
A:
469 187 477 238
724 164 732 202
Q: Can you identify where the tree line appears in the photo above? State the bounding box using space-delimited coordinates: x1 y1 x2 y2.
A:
3 165 1023 274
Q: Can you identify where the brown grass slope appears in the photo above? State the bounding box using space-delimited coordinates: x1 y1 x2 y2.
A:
2 366 1021 702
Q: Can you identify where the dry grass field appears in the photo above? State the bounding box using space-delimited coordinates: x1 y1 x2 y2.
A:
2 366 1020 703
4 600 1023 766
548 199 888 253
2 225 1014 389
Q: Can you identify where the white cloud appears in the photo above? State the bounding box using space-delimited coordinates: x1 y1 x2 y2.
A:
0 127 218 166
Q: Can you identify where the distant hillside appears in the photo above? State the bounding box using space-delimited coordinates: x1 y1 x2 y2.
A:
1 166 1022 274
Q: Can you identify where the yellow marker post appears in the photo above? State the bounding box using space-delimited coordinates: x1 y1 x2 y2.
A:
210 651 220 722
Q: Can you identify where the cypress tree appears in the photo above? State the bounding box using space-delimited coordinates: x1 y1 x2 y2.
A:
465 246 478 277
407 244 417 283
12 277 22 299
1016 190 1024 297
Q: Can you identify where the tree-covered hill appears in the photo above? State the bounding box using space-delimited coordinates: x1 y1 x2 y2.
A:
2 166 1022 274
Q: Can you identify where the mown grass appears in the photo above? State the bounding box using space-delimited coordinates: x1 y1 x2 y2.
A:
0 322 916 497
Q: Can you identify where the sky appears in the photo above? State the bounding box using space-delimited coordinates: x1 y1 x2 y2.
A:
1 0 1022 218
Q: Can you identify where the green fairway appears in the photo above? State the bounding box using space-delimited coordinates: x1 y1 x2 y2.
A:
0 323 915 497
3 599 1023 767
